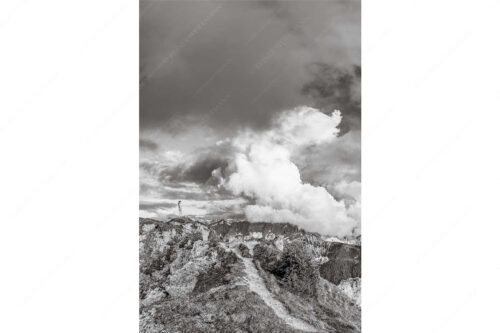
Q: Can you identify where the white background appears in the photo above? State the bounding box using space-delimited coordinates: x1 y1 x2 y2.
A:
1 0 499 332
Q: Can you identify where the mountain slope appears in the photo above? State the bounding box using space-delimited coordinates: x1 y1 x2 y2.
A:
139 218 361 333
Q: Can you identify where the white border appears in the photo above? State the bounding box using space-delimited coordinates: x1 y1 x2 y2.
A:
364 0 500 331
0 1 138 332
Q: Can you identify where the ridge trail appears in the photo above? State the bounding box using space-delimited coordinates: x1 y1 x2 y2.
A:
225 243 318 332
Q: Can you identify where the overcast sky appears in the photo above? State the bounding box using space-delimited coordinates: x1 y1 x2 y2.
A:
140 0 360 236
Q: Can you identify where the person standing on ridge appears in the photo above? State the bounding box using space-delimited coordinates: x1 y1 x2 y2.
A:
178 200 183 216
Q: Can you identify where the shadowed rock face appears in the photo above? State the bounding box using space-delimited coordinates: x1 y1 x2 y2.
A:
320 243 361 285
140 218 361 333
238 243 251 258
193 248 238 294
254 242 319 298
210 220 305 239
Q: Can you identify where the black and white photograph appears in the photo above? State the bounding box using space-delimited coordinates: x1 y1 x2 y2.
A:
3 1 500 333
140 1 361 332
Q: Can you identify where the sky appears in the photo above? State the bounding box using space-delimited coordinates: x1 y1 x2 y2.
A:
140 0 360 237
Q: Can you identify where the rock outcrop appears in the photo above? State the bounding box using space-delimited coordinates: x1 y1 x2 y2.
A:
140 218 361 333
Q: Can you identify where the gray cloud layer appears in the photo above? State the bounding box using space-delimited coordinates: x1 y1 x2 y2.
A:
139 138 159 151
140 0 360 134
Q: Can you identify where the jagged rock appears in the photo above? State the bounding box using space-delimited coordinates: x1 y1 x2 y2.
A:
193 249 238 293
238 243 251 258
210 220 305 240
139 218 361 333
274 241 319 297
254 241 319 298
319 242 361 285
253 243 280 271
338 277 361 305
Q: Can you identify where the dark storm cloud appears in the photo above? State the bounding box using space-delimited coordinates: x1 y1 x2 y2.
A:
139 138 159 151
302 63 361 134
140 0 360 133
153 144 232 185
139 144 236 200
159 155 228 185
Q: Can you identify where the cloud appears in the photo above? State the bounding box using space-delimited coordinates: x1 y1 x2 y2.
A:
295 129 361 186
139 139 159 151
139 197 247 220
140 0 360 134
139 1 360 235
331 180 361 202
141 106 360 236
160 152 229 185
139 150 244 218
139 201 177 211
302 63 361 134
217 106 359 237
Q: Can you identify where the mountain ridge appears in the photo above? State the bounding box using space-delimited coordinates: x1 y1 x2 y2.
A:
140 217 361 333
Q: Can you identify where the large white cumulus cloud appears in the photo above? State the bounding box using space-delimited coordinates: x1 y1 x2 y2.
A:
217 106 359 237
